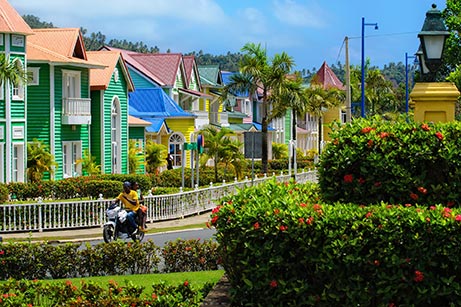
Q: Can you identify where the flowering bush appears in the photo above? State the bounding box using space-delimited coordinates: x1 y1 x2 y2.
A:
0 278 212 306
318 116 461 206
211 179 461 306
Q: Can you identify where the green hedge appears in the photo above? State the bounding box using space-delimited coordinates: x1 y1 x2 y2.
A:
0 239 219 280
211 179 461 306
318 116 461 206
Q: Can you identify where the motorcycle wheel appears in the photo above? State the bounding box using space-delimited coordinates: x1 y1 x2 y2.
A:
132 230 145 242
103 225 115 243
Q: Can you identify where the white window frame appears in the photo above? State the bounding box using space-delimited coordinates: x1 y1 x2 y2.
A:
0 80 4 100
12 59 24 100
12 126 24 139
27 67 40 86
11 35 24 47
62 141 82 178
12 143 24 182
62 70 81 98
169 133 185 168
0 126 3 140
0 34 3 46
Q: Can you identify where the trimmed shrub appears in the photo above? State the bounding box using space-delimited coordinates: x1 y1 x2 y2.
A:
318 116 461 206
0 183 9 203
211 179 461 306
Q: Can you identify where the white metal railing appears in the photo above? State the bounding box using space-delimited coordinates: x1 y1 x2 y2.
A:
0 170 317 233
62 97 91 116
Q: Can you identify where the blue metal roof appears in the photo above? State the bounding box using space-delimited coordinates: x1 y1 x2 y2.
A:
129 88 194 118
144 117 169 133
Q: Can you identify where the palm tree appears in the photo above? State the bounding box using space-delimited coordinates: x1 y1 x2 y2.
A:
128 140 144 174
199 125 235 182
145 141 168 174
0 54 27 88
76 149 101 175
219 137 246 180
27 139 57 183
222 43 294 174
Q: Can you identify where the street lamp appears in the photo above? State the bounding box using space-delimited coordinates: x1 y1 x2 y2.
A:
417 4 450 81
405 52 417 114
361 17 378 118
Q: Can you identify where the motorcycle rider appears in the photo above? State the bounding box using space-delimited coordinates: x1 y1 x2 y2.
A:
114 181 140 235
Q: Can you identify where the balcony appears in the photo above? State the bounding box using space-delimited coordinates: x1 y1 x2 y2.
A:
62 98 91 125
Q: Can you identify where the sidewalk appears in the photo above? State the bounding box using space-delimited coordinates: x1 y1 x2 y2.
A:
0 212 212 243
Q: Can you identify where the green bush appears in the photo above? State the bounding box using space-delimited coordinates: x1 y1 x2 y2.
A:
318 116 461 206
0 183 9 203
162 238 220 273
211 179 461 306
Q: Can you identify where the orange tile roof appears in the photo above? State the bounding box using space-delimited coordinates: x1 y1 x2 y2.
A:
87 50 134 92
128 115 151 126
0 0 33 35
27 28 105 68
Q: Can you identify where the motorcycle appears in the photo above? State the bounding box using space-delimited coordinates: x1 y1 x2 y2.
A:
103 202 145 243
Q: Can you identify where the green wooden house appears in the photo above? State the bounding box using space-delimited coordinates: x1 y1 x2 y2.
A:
87 50 135 174
0 0 34 183
26 28 105 180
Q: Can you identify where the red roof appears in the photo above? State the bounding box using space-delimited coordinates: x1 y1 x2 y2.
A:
183 55 194 86
314 61 345 90
130 53 183 87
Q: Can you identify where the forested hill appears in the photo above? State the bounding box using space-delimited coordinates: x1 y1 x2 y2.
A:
22 14 407 84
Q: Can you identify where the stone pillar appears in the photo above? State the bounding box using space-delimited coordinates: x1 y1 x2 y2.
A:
410 82 460 123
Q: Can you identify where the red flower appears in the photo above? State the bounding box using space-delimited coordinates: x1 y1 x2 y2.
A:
435 132 444 140
373 260 380 266
273 208 280 215
211 215 219 225
455 215 461 222
152 293 158 300
447 201 455 207
367 139 373 147
414 270 424 282
299 203 307 207
421 124 430 131
298 218 305 225
417 186 427 194
184 280 189 287
374 182 382 187
269 280 278 288
307 217 314 225
279 225 288 231
253 222 260 230
343 174 353 183
358 177 365 185
389 303 397 307
212 206 221 214
379 132 389 138
410 193 418 201
361 127 372 133
365 212 373 218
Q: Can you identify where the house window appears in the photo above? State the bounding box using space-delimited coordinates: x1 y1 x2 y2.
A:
0 34 3 46
0 81 3 100
111 98 121 174
169 133 185 167
12 143 24 182
62 70 81 98
0 126 3 140
27 67 40 86
12 59 24 100
12 126 24 139
62 141 82 178
11 35 24 47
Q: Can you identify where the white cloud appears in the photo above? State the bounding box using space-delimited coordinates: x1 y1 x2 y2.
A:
272 0 326 28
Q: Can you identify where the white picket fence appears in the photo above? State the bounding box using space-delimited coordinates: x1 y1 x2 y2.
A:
0 170 317 233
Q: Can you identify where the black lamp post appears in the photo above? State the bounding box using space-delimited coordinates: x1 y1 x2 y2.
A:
417 4 450 82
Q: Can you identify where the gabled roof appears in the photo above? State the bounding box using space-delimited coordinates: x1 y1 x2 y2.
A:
129 88 194 118
130 53 183 87
87 50 134 92
101 46 165 86
314 61 345 90
198 65 223 87
0 0 33 35
183 55 194 86
29 28 87 60
27 28 105 68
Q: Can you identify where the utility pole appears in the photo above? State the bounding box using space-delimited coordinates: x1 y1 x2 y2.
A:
345 36 352 123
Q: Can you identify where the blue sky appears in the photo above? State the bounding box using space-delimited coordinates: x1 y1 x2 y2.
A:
9 0 447 72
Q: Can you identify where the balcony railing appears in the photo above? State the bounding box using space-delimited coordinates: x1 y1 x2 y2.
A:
0 170 317 233
62 97 91 125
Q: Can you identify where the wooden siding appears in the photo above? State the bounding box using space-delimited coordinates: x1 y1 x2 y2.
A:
129 127 146 174
53 66 91 180
284 110 291 144
27 64 51 144
166 118 195 167
128 67 157 89
92 62 130 174
90 90 102 166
